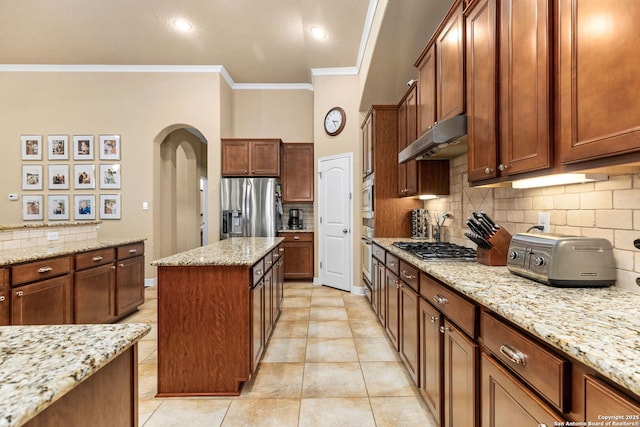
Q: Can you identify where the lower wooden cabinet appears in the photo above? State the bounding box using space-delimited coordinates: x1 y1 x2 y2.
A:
116 255 145 317
420 298 443 424
0 269 9 326
385 269 400 350
399 279 419 385
12 275 72 325
279 232 314 280
75 263 117 324
584 375 640 423
443 320 478 427
251 279 265 372
481 353 563 426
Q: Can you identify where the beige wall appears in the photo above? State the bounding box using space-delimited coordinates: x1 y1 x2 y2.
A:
425 154 640 293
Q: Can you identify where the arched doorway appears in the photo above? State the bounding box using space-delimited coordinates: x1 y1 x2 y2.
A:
154 126 208 259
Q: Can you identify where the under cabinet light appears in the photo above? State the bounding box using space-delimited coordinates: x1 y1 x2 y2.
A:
511 173 609 189
418 195 439 200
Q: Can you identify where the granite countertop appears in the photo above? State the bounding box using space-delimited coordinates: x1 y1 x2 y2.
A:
0 323 150 427
0 221 101 232
374 238 640 398
278 229 314 233
0 237 146 267
151 237 284 267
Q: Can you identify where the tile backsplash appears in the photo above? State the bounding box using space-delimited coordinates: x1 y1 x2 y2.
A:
425 154 640 293
0 223 99 251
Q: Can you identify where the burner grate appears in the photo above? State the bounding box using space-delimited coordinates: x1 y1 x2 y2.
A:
393 241 476 261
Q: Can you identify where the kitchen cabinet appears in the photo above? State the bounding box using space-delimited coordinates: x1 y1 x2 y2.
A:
362 113 373 178
399 261 420 385
282 143 314 202
272 245 284 317
420 298 443 424
74 248 117 324
11 256 72 325
558 0 640 164
481 353 563 426
221 139 281 177
372 245 386 323
278 232 313 280
466 0 552 183
415 0 465 134
384 253 400 350
264 268 274 341
584 375 640 422
115 243 145 317
0 269 8 326
251 276 265 372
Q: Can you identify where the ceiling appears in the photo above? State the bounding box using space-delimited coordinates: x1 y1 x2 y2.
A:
0 0 450 107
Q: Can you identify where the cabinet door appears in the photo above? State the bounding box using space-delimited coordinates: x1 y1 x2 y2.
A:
264 269 274 341
466 0 498 182
75 263 116 324
558 0 640 164
251 280 264 373
377 260 387 326
498 0 551 175
12 275 72 325
362 114 373 177
282 241 313 280
221 140 251 176
420 299 443 424
405 86 419 195
443 320 478 427
584 376 640 423
398 96 408 196
418 45 437 135
385 269 400 350
250 140 280 176
0 269 9 326
400 283 419 385
481 353 563 427
437 1 465 122
282 143 313 202
116 255 144 317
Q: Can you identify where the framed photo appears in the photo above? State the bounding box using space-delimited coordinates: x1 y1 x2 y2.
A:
74 194 95 220
47 135 69 160
74 164 95 189
21 135 42 160
73 135 94 160
99 194 121 220
47 194 69 220
99 135 120 160
99 164 121 189
23 195 43 221
22 165 43 190
48 164 69 190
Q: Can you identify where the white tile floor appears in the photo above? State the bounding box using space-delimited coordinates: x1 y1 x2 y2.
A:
121 281 438 426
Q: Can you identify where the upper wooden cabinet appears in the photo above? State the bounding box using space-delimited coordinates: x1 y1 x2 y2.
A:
281 143 314 202
221 139 281 177
416 1 465 136
466 0 552 183
362 115 374 178
558 0 640 164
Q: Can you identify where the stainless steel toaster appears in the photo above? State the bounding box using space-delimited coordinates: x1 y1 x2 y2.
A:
506 233 616 287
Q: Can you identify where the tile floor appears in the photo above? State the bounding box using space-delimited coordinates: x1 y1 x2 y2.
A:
121 281 438 426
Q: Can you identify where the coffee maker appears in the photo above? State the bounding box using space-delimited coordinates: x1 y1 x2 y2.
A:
288 208 303 229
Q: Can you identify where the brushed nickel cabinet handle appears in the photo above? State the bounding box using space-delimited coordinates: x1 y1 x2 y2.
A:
128 249 137 253
439 325 451 334
111 266 116 270
38 267 53 273
429 315 438 323
16 291 24 297
119 263 125 268
499 344 528 366
401 269 415 280
294 236 300 240
92 256 103 262
433 294 448 305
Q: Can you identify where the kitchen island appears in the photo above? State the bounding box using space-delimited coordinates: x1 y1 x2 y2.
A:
151 237 284 396
0 323 150 427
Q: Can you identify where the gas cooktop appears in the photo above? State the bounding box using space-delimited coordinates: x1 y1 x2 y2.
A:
393 241 477 262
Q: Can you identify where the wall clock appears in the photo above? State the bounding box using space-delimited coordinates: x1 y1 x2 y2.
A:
324 107 346 136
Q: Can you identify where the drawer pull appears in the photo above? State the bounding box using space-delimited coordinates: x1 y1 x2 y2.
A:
293 236 300 240
279 248 285 252
92 256 103 262
128 249 137 254
16 291 24 297
439 325 451 334
430 315 438 323
401 270 415 280
119 263 125 268
255 270 263 275
433 294 448 306
111 266 116 270
388 262 396 267
266 259 272 265
37 266 53 273
500 344 528 366
0 296 5 302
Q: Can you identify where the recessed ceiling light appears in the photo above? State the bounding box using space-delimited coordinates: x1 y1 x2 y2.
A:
173 19 193 32
311 27 327 39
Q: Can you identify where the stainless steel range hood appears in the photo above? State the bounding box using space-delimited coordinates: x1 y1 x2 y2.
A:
399 114 467 162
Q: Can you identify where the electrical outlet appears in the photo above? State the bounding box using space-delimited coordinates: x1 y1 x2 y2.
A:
47 232 59 241
537 212 550 232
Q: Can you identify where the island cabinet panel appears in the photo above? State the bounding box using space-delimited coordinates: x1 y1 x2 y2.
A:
24 346 138 427
251 278 265 372
0 269 9 326
157 265 251 396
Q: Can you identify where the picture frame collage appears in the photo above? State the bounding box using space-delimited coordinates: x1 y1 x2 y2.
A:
20 134 122 221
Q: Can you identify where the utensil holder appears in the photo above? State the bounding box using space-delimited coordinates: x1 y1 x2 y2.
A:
476 227 512 266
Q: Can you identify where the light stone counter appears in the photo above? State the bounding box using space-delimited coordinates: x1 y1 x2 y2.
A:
374 237 640 399
0 323 150 427
0 237 145 266
277 229 314 233
151 237 284 267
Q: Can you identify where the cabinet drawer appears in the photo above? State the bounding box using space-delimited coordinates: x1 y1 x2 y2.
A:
372 244 385 262
12 256 72 286
252 259 265 286
420 272 477 337
117 242 144 260
0 268 8 291
75 248 116 270
386 253 400 275
399 260 419 293
271 245 283 263
280 232 313 242
481 311 569 412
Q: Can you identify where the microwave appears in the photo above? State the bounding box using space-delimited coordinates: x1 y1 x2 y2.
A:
362 175 374 219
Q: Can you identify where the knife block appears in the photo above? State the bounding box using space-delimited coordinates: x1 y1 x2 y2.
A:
476 227 512 266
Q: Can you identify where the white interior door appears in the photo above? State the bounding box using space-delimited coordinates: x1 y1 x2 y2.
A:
318 153 352 292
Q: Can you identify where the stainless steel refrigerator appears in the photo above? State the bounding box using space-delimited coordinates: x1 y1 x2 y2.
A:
220 177 281 239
